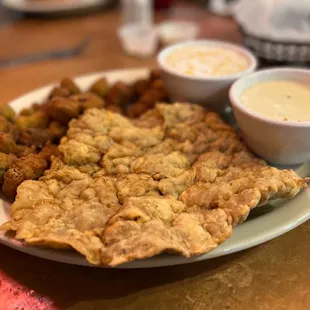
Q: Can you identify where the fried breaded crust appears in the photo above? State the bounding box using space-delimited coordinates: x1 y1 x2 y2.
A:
1 103 307 266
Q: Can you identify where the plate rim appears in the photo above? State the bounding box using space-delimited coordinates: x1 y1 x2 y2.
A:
2 0 111 13
1 67 310 268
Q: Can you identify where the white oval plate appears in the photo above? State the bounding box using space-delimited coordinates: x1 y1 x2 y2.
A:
2 0 112 14
1 68 310 268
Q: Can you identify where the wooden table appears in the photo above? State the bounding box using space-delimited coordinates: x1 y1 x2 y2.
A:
0 5 310 310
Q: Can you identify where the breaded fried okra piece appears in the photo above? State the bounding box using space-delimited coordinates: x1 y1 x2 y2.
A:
89 77 109 98
0 133 35 157
0 105 15 121
18 128 52 148
0 152 17 183
2 154 48 198
49 87 71 99
149 68 161 81
17 146 36 157
105 104 124 114
127 102 147 118
46 97 80 124
48 121 67 140
132 79 149 96
15 110 49 129
70 92 105 111
1 134 18 154
60 78 81 95
128 84 168 118
0 133 20 154
150 79 166 91
19 103 45 116
0 116 14 134
39 143 61 163
106 82 133 106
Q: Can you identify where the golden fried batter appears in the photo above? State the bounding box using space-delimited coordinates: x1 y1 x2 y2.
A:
39 143 61 162
0 116 11 133
46 97 80 124
60 78 81 95
48 121 67 140
0 152 17 183
2 103 307 266
49 87 71 99
89 77 109 98
0 133 35 157
0 116 18 138
18 128 52 148
15 111 49 129
0 105 15 121
70 92 105 111
106 82 133 106
132 79 149 96
2 154 48 198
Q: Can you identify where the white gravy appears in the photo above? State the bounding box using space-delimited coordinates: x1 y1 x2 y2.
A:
240 80 310 122
165 46 250 77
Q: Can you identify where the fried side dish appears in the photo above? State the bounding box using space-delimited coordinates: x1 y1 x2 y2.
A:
1 103 307 266
0 70 168 198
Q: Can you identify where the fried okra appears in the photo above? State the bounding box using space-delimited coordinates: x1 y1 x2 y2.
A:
70 92 105 111
0 115 13 132
40 143 61 162
1 143 61 198
0 133 35 157
49 121 67 140
2 154 48 198
106 82 133 106
18 128 52 148
128 82 168 118
0 152 16 183
106 104 124 114
0 69 169 199
132 79 149 96
15 110 49 129
0 133 16 154
149 69 161 81
46 97 80 124
0 105 15 121
49 87 71 99
60 78 81 95
89 77 109 98
127 102 147 118
19 103 46 116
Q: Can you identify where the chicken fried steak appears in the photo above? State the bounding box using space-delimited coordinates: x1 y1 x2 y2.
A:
1 103 307 266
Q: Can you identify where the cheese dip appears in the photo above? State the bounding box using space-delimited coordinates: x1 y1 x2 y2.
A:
240 80 310 122
164 46 250 77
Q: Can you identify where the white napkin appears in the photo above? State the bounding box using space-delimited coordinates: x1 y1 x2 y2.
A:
233 0 310 42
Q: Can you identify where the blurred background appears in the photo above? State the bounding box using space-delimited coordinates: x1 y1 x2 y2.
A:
0 0 242 96
0 0 308 101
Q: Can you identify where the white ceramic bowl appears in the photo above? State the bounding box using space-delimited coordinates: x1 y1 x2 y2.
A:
230 68 310 166
157 40 257 110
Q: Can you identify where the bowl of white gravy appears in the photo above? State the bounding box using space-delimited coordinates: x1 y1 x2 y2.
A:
157 40 257 110
230 68 310 165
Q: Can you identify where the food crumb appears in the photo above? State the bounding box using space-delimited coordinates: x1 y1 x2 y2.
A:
284 117 288 121
186 295 195 303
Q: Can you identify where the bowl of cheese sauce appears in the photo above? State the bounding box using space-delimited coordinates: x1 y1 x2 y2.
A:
157 40 257 110
164 46 251 78
230 68 310 165
240 80 310 122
